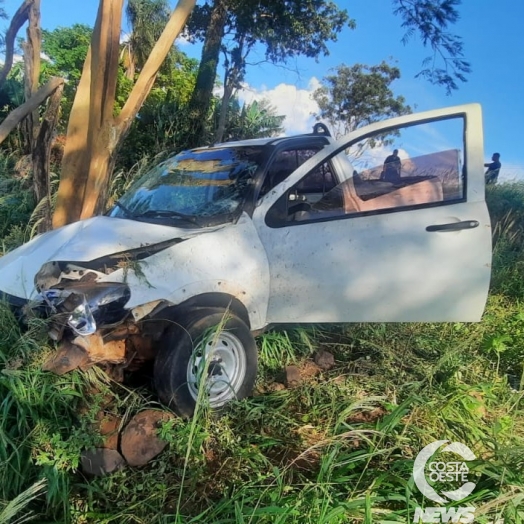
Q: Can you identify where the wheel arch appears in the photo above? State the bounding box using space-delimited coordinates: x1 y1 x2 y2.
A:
153 292 252 329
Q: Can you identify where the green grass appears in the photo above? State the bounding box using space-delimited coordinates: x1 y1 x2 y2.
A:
1 180 524 522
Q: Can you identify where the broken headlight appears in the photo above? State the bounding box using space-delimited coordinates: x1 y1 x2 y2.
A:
42 282 131 336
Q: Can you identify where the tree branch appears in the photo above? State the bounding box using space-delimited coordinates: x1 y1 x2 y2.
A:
0 76 64 145
116 0 196 137
0 0 33 88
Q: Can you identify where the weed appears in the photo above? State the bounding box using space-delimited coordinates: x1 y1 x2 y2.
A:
0 181 524 521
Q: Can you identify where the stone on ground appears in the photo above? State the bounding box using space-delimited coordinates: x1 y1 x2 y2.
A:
314 349 335 370
94 412 122 450
81 448 126 476
121 409 175 467
285 365 302 388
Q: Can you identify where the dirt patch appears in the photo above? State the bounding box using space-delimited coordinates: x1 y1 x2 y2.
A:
346 406 388 424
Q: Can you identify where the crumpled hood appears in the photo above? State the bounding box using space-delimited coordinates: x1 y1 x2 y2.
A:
0 216 205 300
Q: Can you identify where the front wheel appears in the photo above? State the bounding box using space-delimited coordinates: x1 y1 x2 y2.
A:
154 311 258 418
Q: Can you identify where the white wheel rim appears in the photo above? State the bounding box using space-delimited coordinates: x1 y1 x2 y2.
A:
187 331 247 407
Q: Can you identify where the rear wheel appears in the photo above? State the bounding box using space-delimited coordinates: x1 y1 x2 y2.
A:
154 310 258 418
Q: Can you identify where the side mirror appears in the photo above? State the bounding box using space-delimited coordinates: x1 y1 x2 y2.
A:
288 191 307 202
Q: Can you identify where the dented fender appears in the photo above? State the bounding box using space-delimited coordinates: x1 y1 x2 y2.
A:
100 214 270 330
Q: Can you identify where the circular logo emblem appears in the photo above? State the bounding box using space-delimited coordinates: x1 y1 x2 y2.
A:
413 440 476 504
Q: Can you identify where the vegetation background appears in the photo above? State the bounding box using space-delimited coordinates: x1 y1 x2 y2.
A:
0 0 523 522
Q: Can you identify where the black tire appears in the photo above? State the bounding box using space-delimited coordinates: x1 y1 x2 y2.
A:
154 310 258 418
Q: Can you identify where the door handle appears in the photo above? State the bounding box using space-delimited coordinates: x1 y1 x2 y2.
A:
426 220 479 232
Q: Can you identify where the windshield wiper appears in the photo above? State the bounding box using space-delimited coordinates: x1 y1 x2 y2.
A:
134 209 202 226
114 200 135 218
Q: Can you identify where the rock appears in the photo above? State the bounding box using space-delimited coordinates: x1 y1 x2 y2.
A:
94 412 122 450
314 350 335 370
73 333 126 364
81 448 126 476
120 410 175 467
42 341 89 375
285 365 302 388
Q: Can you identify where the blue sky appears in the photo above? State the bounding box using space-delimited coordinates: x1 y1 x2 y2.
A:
3 0 523 179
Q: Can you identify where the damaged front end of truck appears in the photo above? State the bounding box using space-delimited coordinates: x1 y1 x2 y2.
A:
0 217 192 379
35 260 153 378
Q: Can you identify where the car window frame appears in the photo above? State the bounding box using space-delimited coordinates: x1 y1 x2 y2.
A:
264 114 469 229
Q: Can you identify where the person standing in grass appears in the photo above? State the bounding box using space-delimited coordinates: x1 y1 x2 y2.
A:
485 152 501 184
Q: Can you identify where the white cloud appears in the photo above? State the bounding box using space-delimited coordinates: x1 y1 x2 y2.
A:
176 34 191 46
237 78 321 135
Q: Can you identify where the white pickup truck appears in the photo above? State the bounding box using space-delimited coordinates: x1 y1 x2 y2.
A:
0 104 491 417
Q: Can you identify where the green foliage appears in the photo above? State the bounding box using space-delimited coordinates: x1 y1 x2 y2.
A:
116 46 200 169
41 24 92 84
189 0 353 62
487 183 524 299
0 0 7 49
393 0 471 93
216 98 285 142
313 61 412 139
0 479 47 524
186 0 352 147
0 149 523 521
124 0 173 76
40 24 92 130
0 154 34 251
0 74 25 151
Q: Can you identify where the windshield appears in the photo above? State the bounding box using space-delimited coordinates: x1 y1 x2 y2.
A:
110 146 265 225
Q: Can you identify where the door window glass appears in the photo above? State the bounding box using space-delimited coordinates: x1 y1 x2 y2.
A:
266 117 465 226
261 147 335 196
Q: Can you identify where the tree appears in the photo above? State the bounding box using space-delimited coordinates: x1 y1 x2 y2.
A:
116 52 199 169
186 0 352 147
122 0 173 79
185 0 228 147
40 24 92 130
187 0 470 147
393 0 470 94
0 0 472 230
313 62 412 139
0 0 64 231
52 0 196 228
215 98 284 142
0 0 32 87
41 24 92 84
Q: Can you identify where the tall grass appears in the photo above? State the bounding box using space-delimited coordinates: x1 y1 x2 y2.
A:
0 180 524 521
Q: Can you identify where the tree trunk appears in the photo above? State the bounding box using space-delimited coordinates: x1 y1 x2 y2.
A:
78 0 124 220
0 0 32 88
52 47 93 228
215 79 235 143
53 0 197 228
21 0 41 153
187 0 229 148
115 0 197 139
0 77 64 145
32 82 63 233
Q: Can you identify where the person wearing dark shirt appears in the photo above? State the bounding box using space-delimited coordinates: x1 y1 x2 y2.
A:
485 152 501 184
381 149 401 183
